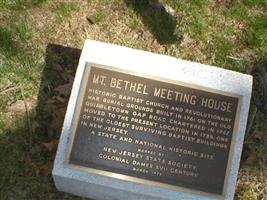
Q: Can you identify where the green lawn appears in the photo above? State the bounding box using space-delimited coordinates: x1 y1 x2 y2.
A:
0 0 266 199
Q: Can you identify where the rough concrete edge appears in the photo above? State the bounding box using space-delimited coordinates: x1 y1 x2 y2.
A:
53 173 170 200
225 78 253 200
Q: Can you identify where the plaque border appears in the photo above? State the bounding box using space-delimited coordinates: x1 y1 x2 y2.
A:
64 62 243 199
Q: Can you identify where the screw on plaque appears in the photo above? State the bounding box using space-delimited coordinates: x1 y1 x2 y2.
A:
246 60 267 136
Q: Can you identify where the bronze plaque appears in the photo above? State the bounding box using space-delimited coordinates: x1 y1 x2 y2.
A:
66 63 242 196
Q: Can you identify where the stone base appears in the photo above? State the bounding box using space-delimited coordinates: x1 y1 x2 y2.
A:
53 40 252 200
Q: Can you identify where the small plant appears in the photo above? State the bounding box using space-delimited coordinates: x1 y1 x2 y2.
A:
16 21 33 42
0 27 17 57
55 2 79 22
95 11 105 23
247 15 267 54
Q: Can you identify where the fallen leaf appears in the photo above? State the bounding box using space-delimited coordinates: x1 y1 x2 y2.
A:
54 83 72 97
41 161 54 176
50 107 67 132
53 63 63 71
253 131 264 140
245 152 258 165
53 95 66 103
46 98 58 104
43 140 59 152
61 72 74 82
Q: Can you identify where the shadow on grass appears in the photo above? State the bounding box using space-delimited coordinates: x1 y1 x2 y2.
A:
36 44 81 140
0 27 19 57
124 0 178 44
0 44 87 200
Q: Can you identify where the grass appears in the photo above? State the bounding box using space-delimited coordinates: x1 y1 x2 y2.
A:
0 113 82 200
163 0 267 68
0 0 47 10
0 0 266 199
16 20 34 42
247 15 267 52
0 17 35 60
55 2 79 22
0 27 16 57
0 13 40 114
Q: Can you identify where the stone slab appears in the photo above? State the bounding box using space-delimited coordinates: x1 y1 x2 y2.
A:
52 40 252 200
